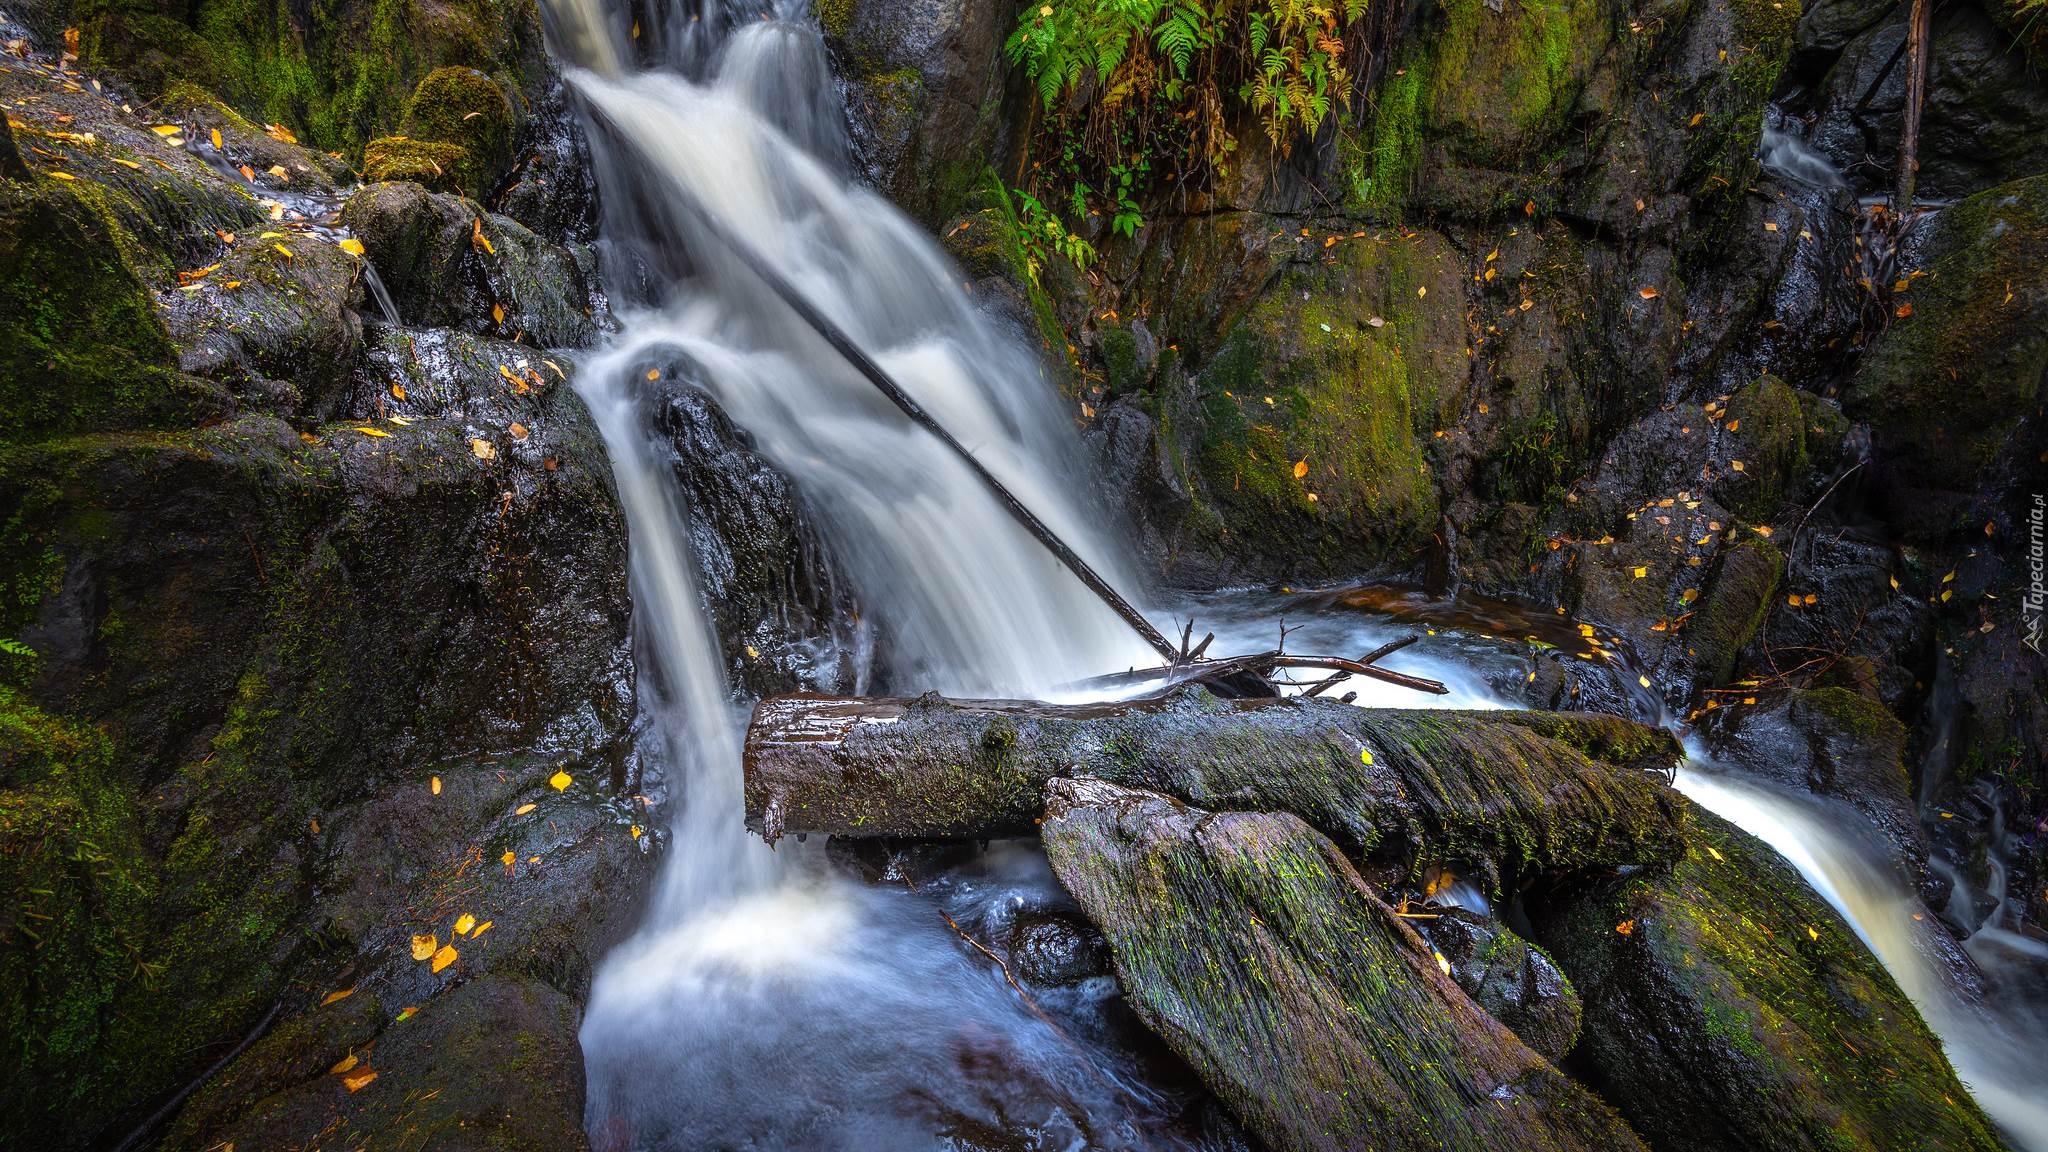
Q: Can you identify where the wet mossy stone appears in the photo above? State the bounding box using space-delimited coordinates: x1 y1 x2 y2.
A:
1844 173 2048 537
394 66 517 197
1418 905 1582 1064
1529 802 2007 1152
1715 375 1809 519
1164 231 1465 580
364 135 472 196
0 174 223 450
1041 778 1649 1152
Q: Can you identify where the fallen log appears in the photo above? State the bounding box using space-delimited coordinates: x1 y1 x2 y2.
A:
1072 635 1449 698
744 690 1688 886
1041 778 1649 1152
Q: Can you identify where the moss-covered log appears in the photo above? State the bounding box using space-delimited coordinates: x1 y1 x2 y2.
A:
1528 802 2007 1152
745 689 1687 883
1041 777 1649 1152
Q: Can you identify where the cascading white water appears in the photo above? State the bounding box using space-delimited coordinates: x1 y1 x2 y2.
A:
545 1 1176 1146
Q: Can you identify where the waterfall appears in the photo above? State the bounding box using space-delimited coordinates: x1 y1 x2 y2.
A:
543 0 1171 1146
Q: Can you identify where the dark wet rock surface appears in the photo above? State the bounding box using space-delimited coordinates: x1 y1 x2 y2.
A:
1418 906 1583 1064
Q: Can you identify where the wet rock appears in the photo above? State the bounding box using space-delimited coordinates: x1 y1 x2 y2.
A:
0 388 635 1147
1843 173 2048 538
159 223 367 422
1711 376 1810 519
163 977 594 1152
391 65 517 198
1146 228 1467 584
1007 910 1111 987
156 81 353 194
826 0 1009 225
1704 687 1925 867
1041 778 1649 1152
1529 802 2006 1152
0 167 225 449
494 66 601 245
652 377 863 697
1806 1 2048 199
341 181 602 348
1418 906 1582 1064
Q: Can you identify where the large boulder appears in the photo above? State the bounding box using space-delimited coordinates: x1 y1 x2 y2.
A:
1041 777 1648 1152
1529 802 2006 1152
1844 174 2048 538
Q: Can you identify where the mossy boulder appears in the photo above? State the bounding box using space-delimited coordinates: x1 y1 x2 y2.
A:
1156 230 1466 581
1530 802 2006 1152
1041 777 1649 1152
1844 174 2048 538
78 0 546 163
0 174 223 450
1416 906 1584 1063
379 66 517 197
1714 375 1810 518
341 182 601 347
0 385 634 1147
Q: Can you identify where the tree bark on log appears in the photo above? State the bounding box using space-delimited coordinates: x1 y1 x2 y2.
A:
1041 778 1649 1152
744 690 1688 886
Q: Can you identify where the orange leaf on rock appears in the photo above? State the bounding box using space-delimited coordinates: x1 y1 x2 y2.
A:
410 933 437 961
341 1069 378 1092
431 944 458 973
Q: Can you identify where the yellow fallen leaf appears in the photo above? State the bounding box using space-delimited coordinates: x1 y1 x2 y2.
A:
501 850 516 867
549 770 572 791
392 383 407 400
1706 846 1723 861
645 368 660 381
111 157 142 169
355 426 390 438
1433 950 1452 976
330 1052 358 1075
210 127 223 149
267 164 288 180
509 421 528 440
273 242 293 259
1638 286 1659 299
1788 594 1801 608
1631 566 1648 579
337 237 365 256
430 776 441 795
1729 459 1744 472
396 1006 418 1022
515 802 537 815
471 438 496 460
1752 525 1773 537
630 825 643 838
151 124 182 136
1615 919 1635 936
48 171 76 180
1680 588 1699 604
1725 419 1739 433
410 933 437 961
471 217 494 255
1359 748 1373 765
1806 926 1820 941
470 920 493 939
320 987 355 1006
454 913 477 936
1292 459 1308 479
1416 285 1427 298
492 302 505 325
341 1068 378 1092
1638 675 1652 688
431 944 458 973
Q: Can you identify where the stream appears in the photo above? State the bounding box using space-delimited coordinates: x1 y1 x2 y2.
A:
535 3 2046 1148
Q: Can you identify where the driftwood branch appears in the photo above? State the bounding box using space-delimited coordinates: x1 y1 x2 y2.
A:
1071 633 1446 697
1895 0 1932 210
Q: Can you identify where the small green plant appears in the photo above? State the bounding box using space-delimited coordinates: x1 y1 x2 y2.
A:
1004 0 1365 235
1010 186 1099 283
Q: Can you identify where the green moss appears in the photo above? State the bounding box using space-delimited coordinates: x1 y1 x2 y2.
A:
79 0 540 161
364 135 473 193
1172 235 1459 574
817 0 858 43
396 66 516 196
0 177 208 452
1346 63 1423 217
1538 804 2005 1152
